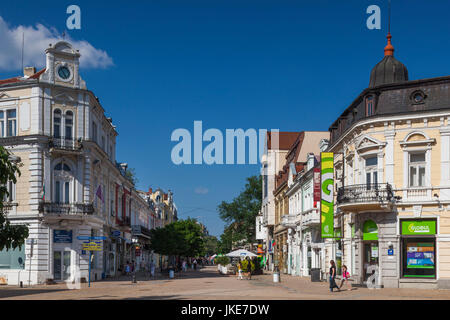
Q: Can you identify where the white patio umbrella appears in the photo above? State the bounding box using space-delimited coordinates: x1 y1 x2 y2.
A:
225 249 257 258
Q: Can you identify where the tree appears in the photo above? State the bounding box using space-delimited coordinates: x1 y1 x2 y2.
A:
149 218 205 257
0 146 28 251
124 167 138 185
203 235 219 256
217 175 262 248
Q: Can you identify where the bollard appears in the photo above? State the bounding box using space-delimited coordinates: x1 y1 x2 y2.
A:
132 273 137 283
20 281 23 288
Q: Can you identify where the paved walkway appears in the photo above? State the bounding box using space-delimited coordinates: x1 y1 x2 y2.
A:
0 266 449 299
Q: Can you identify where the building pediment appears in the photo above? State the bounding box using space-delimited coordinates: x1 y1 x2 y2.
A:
356 135 386 153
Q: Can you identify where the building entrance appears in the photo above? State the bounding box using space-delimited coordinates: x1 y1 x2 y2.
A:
53 250 71 281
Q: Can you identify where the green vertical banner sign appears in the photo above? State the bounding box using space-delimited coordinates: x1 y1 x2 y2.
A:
321 152 334 238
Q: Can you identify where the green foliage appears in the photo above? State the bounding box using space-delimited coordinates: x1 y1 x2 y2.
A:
203 235 219 256
214 256 230 266
240 259 255 273
218 175 262 247
217 225 234 254
149 218 205 257
124 167 138 185
0 146 28 251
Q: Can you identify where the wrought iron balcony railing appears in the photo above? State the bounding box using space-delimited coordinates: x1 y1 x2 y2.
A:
337 183 395 205
38 201 95 215
49 137 82 151
118 216 131 227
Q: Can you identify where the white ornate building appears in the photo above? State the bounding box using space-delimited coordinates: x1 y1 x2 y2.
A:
0 41 157 285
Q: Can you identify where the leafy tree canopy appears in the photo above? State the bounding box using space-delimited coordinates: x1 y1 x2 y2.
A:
149 218 205 257
0 146 28 251
217 175 262 248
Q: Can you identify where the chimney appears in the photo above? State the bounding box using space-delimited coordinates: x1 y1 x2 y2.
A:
148 187 153 194
23 67 36 77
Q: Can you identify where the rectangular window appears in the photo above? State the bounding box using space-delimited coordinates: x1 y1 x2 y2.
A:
6 109 16 137
92 122 98 143
0 111 4 137
64 182 70 204
3 180 15 202
55 181 60 203
409 152 426 187
65 119 72 139
0 246 25 269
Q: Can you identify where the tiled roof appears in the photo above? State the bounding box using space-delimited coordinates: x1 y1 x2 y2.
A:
266 131 300 150
0 68 46 86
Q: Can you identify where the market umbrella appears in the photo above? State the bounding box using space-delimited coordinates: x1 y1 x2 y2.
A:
225 249 257 258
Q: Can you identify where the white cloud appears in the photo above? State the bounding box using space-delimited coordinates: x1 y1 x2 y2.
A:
0 16 113 71
194 187 209 195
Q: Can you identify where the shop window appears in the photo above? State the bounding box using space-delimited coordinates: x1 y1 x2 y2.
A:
401 219 436 278
0 246 25 269
402 238 436 278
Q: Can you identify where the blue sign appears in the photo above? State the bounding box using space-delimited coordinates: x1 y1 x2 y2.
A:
91 236 107 240
388 249 394 256
54 230 72 243
111 230 121 237
77 236 107 240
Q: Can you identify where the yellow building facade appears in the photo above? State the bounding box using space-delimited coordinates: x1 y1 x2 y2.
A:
325 34 450 289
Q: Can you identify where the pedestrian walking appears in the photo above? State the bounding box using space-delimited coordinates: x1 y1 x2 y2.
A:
182 260 187 272
193 259 197 270
237 261 243 280
150 260 155 278
245 257 252 280
339 265 352 291
125 261 131 276
329 260 340 292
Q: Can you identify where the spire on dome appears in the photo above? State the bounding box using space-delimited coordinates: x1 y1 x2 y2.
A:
384 33 394 56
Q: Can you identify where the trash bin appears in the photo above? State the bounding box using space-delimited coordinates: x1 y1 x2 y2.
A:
310 268 321 282
273 266 280 283
168 267 175 279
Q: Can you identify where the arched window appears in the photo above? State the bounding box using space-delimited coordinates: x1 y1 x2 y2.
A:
53 161 73 204
65 111 73 139
53 109 62 138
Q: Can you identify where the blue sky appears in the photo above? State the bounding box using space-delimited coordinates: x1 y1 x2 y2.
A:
1 1 450 237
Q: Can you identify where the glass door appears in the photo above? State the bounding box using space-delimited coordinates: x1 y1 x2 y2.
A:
53 250 71 281
53 251 62 280
363 242 379 281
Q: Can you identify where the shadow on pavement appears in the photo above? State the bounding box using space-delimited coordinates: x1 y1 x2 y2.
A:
0 288 68 299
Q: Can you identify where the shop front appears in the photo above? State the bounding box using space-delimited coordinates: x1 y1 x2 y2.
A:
362 219 379 282
400 219 436 280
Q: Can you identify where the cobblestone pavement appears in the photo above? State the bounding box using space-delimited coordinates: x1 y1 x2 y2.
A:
0 266 449 300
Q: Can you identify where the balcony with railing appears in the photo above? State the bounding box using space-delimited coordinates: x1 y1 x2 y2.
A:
118 216 131 227
280 214 297 228
300 208 320 227
337 183 396 212
38 201 95 215
49 137 82 153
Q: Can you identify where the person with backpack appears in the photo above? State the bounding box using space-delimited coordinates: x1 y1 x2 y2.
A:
339 265 352 291
329 260 340 292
